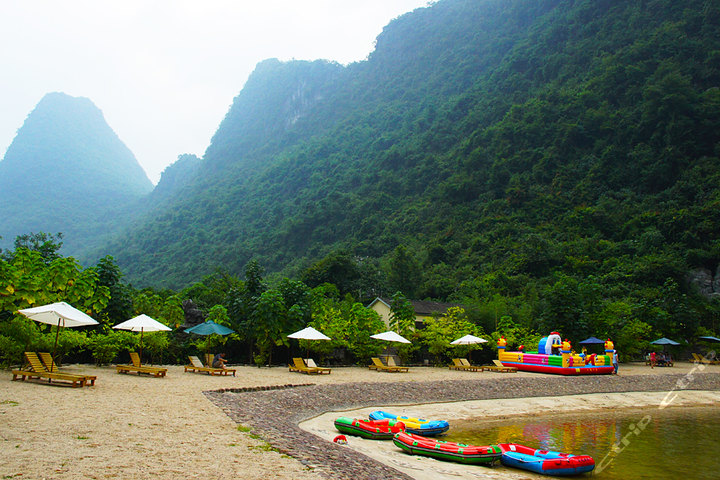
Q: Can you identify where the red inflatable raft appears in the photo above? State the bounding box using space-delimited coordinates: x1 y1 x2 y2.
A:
333 416 405 440
393 431 501 465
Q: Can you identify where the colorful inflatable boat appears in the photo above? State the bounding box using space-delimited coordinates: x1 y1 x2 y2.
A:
498 443 595 476
392 431 501 465
369 410 450 436
333 417 405 440
496 334 615 375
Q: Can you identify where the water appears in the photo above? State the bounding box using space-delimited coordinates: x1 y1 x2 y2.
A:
445 406 720 479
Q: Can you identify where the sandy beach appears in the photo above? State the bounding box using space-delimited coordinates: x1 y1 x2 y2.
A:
2 361 720 479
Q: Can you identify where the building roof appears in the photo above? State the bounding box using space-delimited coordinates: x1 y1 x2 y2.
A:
368 297 464 316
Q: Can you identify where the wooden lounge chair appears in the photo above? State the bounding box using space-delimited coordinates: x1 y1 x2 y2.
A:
368 357 385 370
460 358 482 371
38 352 97 386
692 352 719 365
11 352 90 387
449 358 465 370
184 355 236 376
387 356 410 372
116 351 167 377
289 357 330 374
449 358 480 371
305 358 331 374
369 356 408 372
205 353 215 368
481 360 518 373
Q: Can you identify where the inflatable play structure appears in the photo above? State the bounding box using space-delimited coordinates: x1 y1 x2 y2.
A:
497 333 615 375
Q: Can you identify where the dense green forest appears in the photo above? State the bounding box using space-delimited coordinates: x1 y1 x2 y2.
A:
0 234 490 367
2 0 720 365
105 0 720 289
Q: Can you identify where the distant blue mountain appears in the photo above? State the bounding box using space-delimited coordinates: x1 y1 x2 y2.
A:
0 92 153 252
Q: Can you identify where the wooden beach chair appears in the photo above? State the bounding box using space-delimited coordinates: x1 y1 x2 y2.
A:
692 352 719 365
11 352 89 387
481 360 518 373
385 357 410 373
205 353 215 368
184 355 236 376
387 356 410 372
289 357 328 374
369 357 386 370
369 357 407 372
460 358 482 371
38 352 60 372
116 351 167 377
38 352 97 385
305 358 331 374
449 358 465 370
450 358 480 371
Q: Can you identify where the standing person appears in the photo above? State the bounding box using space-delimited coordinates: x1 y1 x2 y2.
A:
613 350 619 375
212 352 228 369
650 351 656 369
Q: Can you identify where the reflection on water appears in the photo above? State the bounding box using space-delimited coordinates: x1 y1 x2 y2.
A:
446 406 720 479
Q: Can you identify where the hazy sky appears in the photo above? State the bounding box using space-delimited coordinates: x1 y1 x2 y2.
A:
0 1 429 184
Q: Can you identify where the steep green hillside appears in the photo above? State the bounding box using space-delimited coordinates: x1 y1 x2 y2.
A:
106 0 720 314
0 92 153 253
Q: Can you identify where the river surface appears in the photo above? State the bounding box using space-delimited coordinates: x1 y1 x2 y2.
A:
446 405 720 479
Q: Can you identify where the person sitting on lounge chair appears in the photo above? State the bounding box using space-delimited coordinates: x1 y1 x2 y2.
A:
657 352 666 367
212 352 228 368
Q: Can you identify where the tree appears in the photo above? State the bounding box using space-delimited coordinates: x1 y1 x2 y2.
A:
181 270 241 311
0 248 109 315
252 289 289 366
2 232 64 263
301 250 361 297
387 246 423 298
388 291 418 361
227 260 267 358
389 292 415 336
421 306 487 362
308 287 385 362
95 256 133 329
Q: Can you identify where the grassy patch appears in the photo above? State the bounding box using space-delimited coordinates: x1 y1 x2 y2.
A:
249 443 279 453
0 400 19 406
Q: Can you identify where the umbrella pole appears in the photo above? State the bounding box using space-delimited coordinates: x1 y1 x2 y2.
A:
49 318 62 382
51 325 59 371
139 328 144 366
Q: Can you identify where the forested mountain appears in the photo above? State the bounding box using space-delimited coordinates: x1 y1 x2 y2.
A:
102 0 720 305
0 92 153 253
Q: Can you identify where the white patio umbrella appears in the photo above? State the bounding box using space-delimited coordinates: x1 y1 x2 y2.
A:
371 330 411 344
18 301 99 371
450 334 487 364
450 334 488 345
288 326 331 341
113 314 171 366
287 326 331 359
